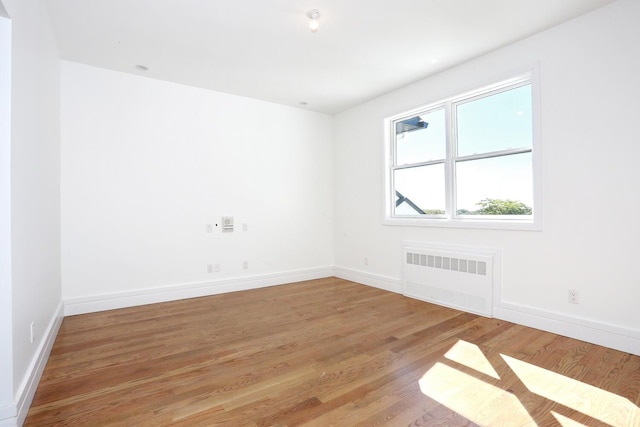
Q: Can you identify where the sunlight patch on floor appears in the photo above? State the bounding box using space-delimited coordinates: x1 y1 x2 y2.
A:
502 354 640 427
444 339 500 380
419 362 535 426
551 411 590 427
419 339 640 427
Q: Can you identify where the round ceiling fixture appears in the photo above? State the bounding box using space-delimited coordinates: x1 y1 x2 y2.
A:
307 9 321 32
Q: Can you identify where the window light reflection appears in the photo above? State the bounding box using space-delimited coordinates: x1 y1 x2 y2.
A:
419 339 640 427
551 411 590 427
502 354 640 426
419 362 535 426
444 339 500 380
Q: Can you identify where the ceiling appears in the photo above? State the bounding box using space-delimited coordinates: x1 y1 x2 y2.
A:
47 0 615 114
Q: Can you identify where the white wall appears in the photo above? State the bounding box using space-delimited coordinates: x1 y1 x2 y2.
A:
0 1 636 424
61 62 334 309
0 0 62 424
334 0 640 354
0 3 13 422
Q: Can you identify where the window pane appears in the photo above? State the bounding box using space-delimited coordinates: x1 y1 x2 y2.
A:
396 109 446 165
456 153 532 215
457 85 532 157
394 164 445 215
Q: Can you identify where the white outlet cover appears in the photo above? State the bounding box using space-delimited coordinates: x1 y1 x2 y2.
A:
222 216 234 232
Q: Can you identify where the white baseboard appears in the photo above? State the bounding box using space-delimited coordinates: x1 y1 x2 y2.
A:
64 267 334 316
9 266 635 427
494 302 640 356
334 267 640 356
11 301 64 427
333 266 402 294
16 266 637 427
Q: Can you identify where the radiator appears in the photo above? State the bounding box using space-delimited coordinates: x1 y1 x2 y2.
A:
402 242 498 317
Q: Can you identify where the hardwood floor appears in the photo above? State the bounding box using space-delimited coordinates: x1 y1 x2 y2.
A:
25 278 640 426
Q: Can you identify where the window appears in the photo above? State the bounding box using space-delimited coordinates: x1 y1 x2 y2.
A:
385 71 541 230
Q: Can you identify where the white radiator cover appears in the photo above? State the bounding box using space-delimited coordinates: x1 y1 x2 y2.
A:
402 242 499 317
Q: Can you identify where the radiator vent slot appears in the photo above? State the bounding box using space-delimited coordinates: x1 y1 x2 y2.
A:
403 243 498 317
406 252 487 276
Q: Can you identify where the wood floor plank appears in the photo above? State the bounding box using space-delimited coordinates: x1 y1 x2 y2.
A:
25 278 640 426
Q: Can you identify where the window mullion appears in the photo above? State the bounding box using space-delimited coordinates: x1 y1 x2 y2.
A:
456 147 532 163
392 159 446 170
445 101 456 218
384 69 539 229
389 121 398 218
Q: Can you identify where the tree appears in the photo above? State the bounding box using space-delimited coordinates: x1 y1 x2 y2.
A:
475 198 532 215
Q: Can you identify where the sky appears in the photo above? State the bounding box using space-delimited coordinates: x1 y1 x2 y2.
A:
394 84 533 215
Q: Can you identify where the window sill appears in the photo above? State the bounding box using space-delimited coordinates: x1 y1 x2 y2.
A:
383 216 542 231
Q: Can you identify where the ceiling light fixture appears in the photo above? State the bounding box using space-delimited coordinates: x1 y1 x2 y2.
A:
307 9 321 32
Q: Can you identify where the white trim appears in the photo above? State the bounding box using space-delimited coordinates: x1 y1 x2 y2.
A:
0 10 13 424
402 240 503 259
10 266 637 427
383 64 542 231
333 266 402 294
61 267 640 356
494 302 640 356
382 216 541 231
13 302 63 427
64 267 334 316
336 265 639 357
2 266 636 427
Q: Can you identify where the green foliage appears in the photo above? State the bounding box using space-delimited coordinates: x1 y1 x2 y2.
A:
474 198 532 215
422 199 532 216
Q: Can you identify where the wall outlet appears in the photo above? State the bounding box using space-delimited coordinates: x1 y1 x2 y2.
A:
568 289 579 304
222 216 234 232
243 260 248 269
207 264 214 273
364 257 368 266
214 263 220 272
30 322 35 343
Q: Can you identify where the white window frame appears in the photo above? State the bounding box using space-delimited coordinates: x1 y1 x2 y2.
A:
383 68 542 231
